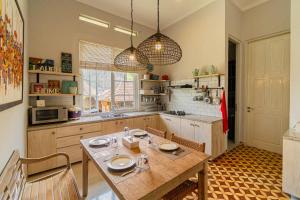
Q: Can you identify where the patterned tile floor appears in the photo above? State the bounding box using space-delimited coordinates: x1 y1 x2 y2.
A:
184 145 290 200
31 145 289 200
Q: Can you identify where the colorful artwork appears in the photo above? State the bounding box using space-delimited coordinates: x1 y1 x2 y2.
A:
0 0 24 111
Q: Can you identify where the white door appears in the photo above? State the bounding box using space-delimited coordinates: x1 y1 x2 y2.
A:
247 33 290 154
180 119 195 141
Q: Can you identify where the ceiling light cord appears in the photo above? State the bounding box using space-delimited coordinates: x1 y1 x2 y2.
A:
157 0 160 33
131 0 134 48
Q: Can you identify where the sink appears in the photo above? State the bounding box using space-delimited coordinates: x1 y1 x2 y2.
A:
100 113 128 119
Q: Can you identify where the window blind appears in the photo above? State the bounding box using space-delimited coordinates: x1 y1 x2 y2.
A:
79 40 123 71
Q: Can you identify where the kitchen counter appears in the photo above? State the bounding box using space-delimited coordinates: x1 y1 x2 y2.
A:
27 111 159 131
160 113 222 124
27 111 222 131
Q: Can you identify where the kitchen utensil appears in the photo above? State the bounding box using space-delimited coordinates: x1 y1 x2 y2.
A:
159 143 179 151
172 147 185 155
89 138 110 147
107 155 136 171
121 168 137 177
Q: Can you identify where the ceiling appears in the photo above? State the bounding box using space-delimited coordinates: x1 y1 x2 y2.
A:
76 0 271 30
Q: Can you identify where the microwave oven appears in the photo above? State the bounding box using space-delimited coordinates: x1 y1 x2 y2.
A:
29 107 68 125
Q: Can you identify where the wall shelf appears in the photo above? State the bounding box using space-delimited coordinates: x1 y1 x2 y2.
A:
140 93 168 96
28 70 80 105
193 73 224 79
28 70 80 77
194 73 224 89
29 93 80 97
140 79 170 82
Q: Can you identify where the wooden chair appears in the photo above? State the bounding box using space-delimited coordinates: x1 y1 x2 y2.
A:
0 151 81 200
145 126 167 138
162 134 205 200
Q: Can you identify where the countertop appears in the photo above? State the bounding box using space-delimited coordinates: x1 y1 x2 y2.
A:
160 113 222 124
27 111 222 131
283 129 300 142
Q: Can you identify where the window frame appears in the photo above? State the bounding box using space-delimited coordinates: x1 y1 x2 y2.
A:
80 68 139 115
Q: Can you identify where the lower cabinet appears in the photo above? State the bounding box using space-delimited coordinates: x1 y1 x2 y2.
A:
27 128 57 175
180 119 196 140
27 114 160 175
159 115 181 139
180 119 226 159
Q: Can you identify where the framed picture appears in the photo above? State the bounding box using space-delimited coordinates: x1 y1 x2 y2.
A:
0 0 24 111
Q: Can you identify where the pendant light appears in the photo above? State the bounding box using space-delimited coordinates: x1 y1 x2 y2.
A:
114 0 149 71
137 0 182 65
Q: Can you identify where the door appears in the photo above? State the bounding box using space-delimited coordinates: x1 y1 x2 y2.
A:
247 33 290 154
180 119 195 140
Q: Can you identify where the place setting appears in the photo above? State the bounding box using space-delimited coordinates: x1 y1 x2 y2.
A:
103 152 150 183
155 142 191 160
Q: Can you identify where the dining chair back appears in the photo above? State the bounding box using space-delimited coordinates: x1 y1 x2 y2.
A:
171 134 205 153
0 150 81 200
145 126 167 138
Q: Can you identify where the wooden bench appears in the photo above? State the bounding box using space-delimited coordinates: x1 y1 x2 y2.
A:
0 151 81 200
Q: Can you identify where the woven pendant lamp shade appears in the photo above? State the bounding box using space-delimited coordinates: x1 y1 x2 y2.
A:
137 0 182 65
114 46 149 71
114 0 148 71
137 32 182 65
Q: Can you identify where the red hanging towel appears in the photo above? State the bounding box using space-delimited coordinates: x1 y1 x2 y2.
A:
220 90 229 134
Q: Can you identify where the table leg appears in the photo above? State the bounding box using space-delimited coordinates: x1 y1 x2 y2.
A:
82 148 89 197
198 161 208 200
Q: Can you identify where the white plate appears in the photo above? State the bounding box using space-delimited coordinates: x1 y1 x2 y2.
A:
107 155 136 171
89 138 110 147
130 129 148 137
159 143 179 151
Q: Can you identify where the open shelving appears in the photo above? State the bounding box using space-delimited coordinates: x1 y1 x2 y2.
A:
28 69 80 105
28 70 80 77
28 93 80 97
194 73 225 90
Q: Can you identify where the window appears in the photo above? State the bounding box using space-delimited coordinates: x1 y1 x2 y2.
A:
80 41 138 114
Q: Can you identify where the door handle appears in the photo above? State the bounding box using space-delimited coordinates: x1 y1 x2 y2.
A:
247 106 254 112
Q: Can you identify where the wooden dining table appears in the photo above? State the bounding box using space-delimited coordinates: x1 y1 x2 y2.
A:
80 131 210 200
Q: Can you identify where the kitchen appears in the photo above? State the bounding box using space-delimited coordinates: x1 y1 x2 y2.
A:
1 0 300 200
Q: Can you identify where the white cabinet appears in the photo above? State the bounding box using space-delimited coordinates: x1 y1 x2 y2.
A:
179 118 226 159
180 119 195 140
194 121 212 155
159 115 181 139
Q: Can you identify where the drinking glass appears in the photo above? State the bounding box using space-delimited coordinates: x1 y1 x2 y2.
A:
124 127 129 137
110 137 119 156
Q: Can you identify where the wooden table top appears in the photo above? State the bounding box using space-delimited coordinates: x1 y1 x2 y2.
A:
80 132 210 200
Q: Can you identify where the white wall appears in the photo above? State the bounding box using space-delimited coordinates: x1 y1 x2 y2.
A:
226 0 242 40
159 0 226 80
290 0 300 127
242 0 290 40
0 0 28 171
28 0 156 106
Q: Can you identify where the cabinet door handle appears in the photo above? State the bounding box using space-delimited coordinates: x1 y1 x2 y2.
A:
80 128 83 131
51 131 55 135
80 136 83 139
194 124 200 127
190 123 195 127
